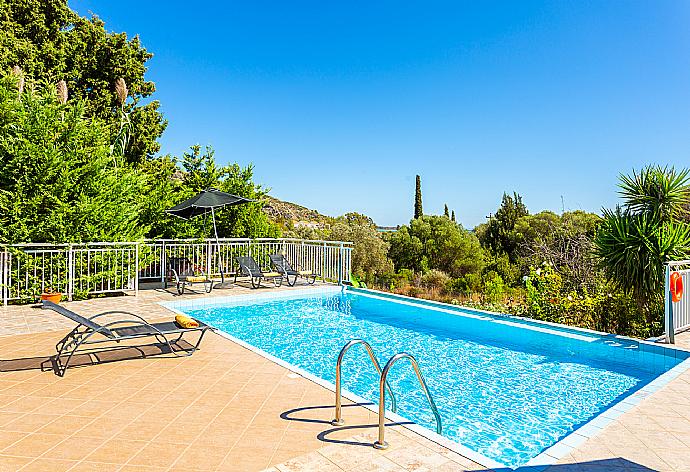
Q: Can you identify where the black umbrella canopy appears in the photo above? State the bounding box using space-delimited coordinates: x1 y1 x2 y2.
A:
165 188 256 220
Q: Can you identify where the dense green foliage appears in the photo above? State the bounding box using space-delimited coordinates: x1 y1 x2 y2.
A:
595 166 690 316
376 170 690 338
414 174 423 219
0 0 279 244
330 213 393 280
0 75 149 242
0 76 277 243
388 215 484 277
0 0 166 164
144 145 279 240
477 192 528 261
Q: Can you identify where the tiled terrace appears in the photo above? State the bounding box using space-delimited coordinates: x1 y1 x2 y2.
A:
0 284 689 471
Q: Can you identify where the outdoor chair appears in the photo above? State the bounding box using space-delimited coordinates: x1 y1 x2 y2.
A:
41 300 210 376
235 256 284 289
166 256 214 295
269 254 319 286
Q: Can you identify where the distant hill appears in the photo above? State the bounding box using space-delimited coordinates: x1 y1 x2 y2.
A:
262 196 332 229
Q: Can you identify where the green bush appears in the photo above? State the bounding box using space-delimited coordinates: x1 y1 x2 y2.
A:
420 269 450 289
482 272 506 304
0 76 150 243
517 263 660 338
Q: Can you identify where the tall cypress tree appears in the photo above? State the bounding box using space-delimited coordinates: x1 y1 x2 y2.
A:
444 204 449 218
414 175 423 219
451 210 456 222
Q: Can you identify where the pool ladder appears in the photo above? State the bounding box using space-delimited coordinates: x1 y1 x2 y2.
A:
331 339 442 450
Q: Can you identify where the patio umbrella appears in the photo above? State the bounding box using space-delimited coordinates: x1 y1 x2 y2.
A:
166 188 256 285
165 188 256 243
165 188 256 284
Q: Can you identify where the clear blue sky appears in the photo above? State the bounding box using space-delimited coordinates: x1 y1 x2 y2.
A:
70 0 690 228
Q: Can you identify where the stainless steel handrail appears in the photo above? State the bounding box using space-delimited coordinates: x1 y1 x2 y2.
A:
331 339 397 426
373 352 442 450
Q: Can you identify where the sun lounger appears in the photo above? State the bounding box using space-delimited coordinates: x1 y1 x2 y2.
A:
42 300 210 376
167 256 213 295
235 256 283 289
269 254 318 286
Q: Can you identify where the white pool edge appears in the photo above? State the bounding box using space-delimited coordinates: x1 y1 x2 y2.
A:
161 286 690 471
348 287 690 354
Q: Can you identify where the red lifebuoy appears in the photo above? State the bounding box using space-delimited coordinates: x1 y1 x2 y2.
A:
671 271 684 303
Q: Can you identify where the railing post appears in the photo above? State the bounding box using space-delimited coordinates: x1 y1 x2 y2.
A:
135 242 140 297
206 240 212 279
300 240 305 273
67 245 74 302
665 264 673 343
160 241 167 288
322 242 327 283
338 243 344 284
1 249 7 307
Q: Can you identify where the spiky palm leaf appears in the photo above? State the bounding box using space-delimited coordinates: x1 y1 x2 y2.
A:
619 165 690 222
595 207 690 308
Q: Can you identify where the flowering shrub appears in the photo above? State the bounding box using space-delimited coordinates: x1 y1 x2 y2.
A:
516 263 659 338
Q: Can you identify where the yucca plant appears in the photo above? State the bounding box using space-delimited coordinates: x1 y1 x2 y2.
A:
595 166 690 318
619 165 690 222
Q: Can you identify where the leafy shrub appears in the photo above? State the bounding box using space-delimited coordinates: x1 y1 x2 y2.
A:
517 263 660 337
482 272 506 304
523 264 564 323
420 269 450 289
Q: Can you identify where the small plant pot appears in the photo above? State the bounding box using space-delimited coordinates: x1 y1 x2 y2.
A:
40 292 62 304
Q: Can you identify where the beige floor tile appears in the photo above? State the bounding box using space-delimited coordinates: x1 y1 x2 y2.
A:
1 433 65 458
30 398 85 416
66 461 123 471
36 414 90 435
119 466 166 472
0 455 33 472
275 451 342 472
83 438 148 464
2 413 61 433
126 440 186 468
74 417 133 439
41 435 106 461
68 401 119 418
20 457 77 471
171 443 233 470
345 455 408 472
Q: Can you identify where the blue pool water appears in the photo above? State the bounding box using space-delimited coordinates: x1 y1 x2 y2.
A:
173 288 688 469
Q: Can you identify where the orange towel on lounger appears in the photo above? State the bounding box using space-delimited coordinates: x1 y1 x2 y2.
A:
175 315 199 329
185 276 206 283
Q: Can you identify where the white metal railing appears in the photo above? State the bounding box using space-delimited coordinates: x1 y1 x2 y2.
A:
664 260 690 343
1 238 352 305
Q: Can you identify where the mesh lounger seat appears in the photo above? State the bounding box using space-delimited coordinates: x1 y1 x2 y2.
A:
235 256 283 289
269 254 319 286
167 256 214 295
42 300 210 376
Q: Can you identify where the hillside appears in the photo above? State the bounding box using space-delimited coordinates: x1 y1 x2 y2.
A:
262 196 333 229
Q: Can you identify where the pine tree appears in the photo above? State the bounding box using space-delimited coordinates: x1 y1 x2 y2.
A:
444 204 449 218
451 210 456 222
414 175 423 219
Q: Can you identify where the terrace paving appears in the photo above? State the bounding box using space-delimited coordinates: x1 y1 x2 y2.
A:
0 284 688 471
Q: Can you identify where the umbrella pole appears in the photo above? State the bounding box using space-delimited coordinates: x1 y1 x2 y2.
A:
211 207 223 282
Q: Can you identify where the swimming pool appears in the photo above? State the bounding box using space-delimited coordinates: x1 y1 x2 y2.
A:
165 286 690 469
